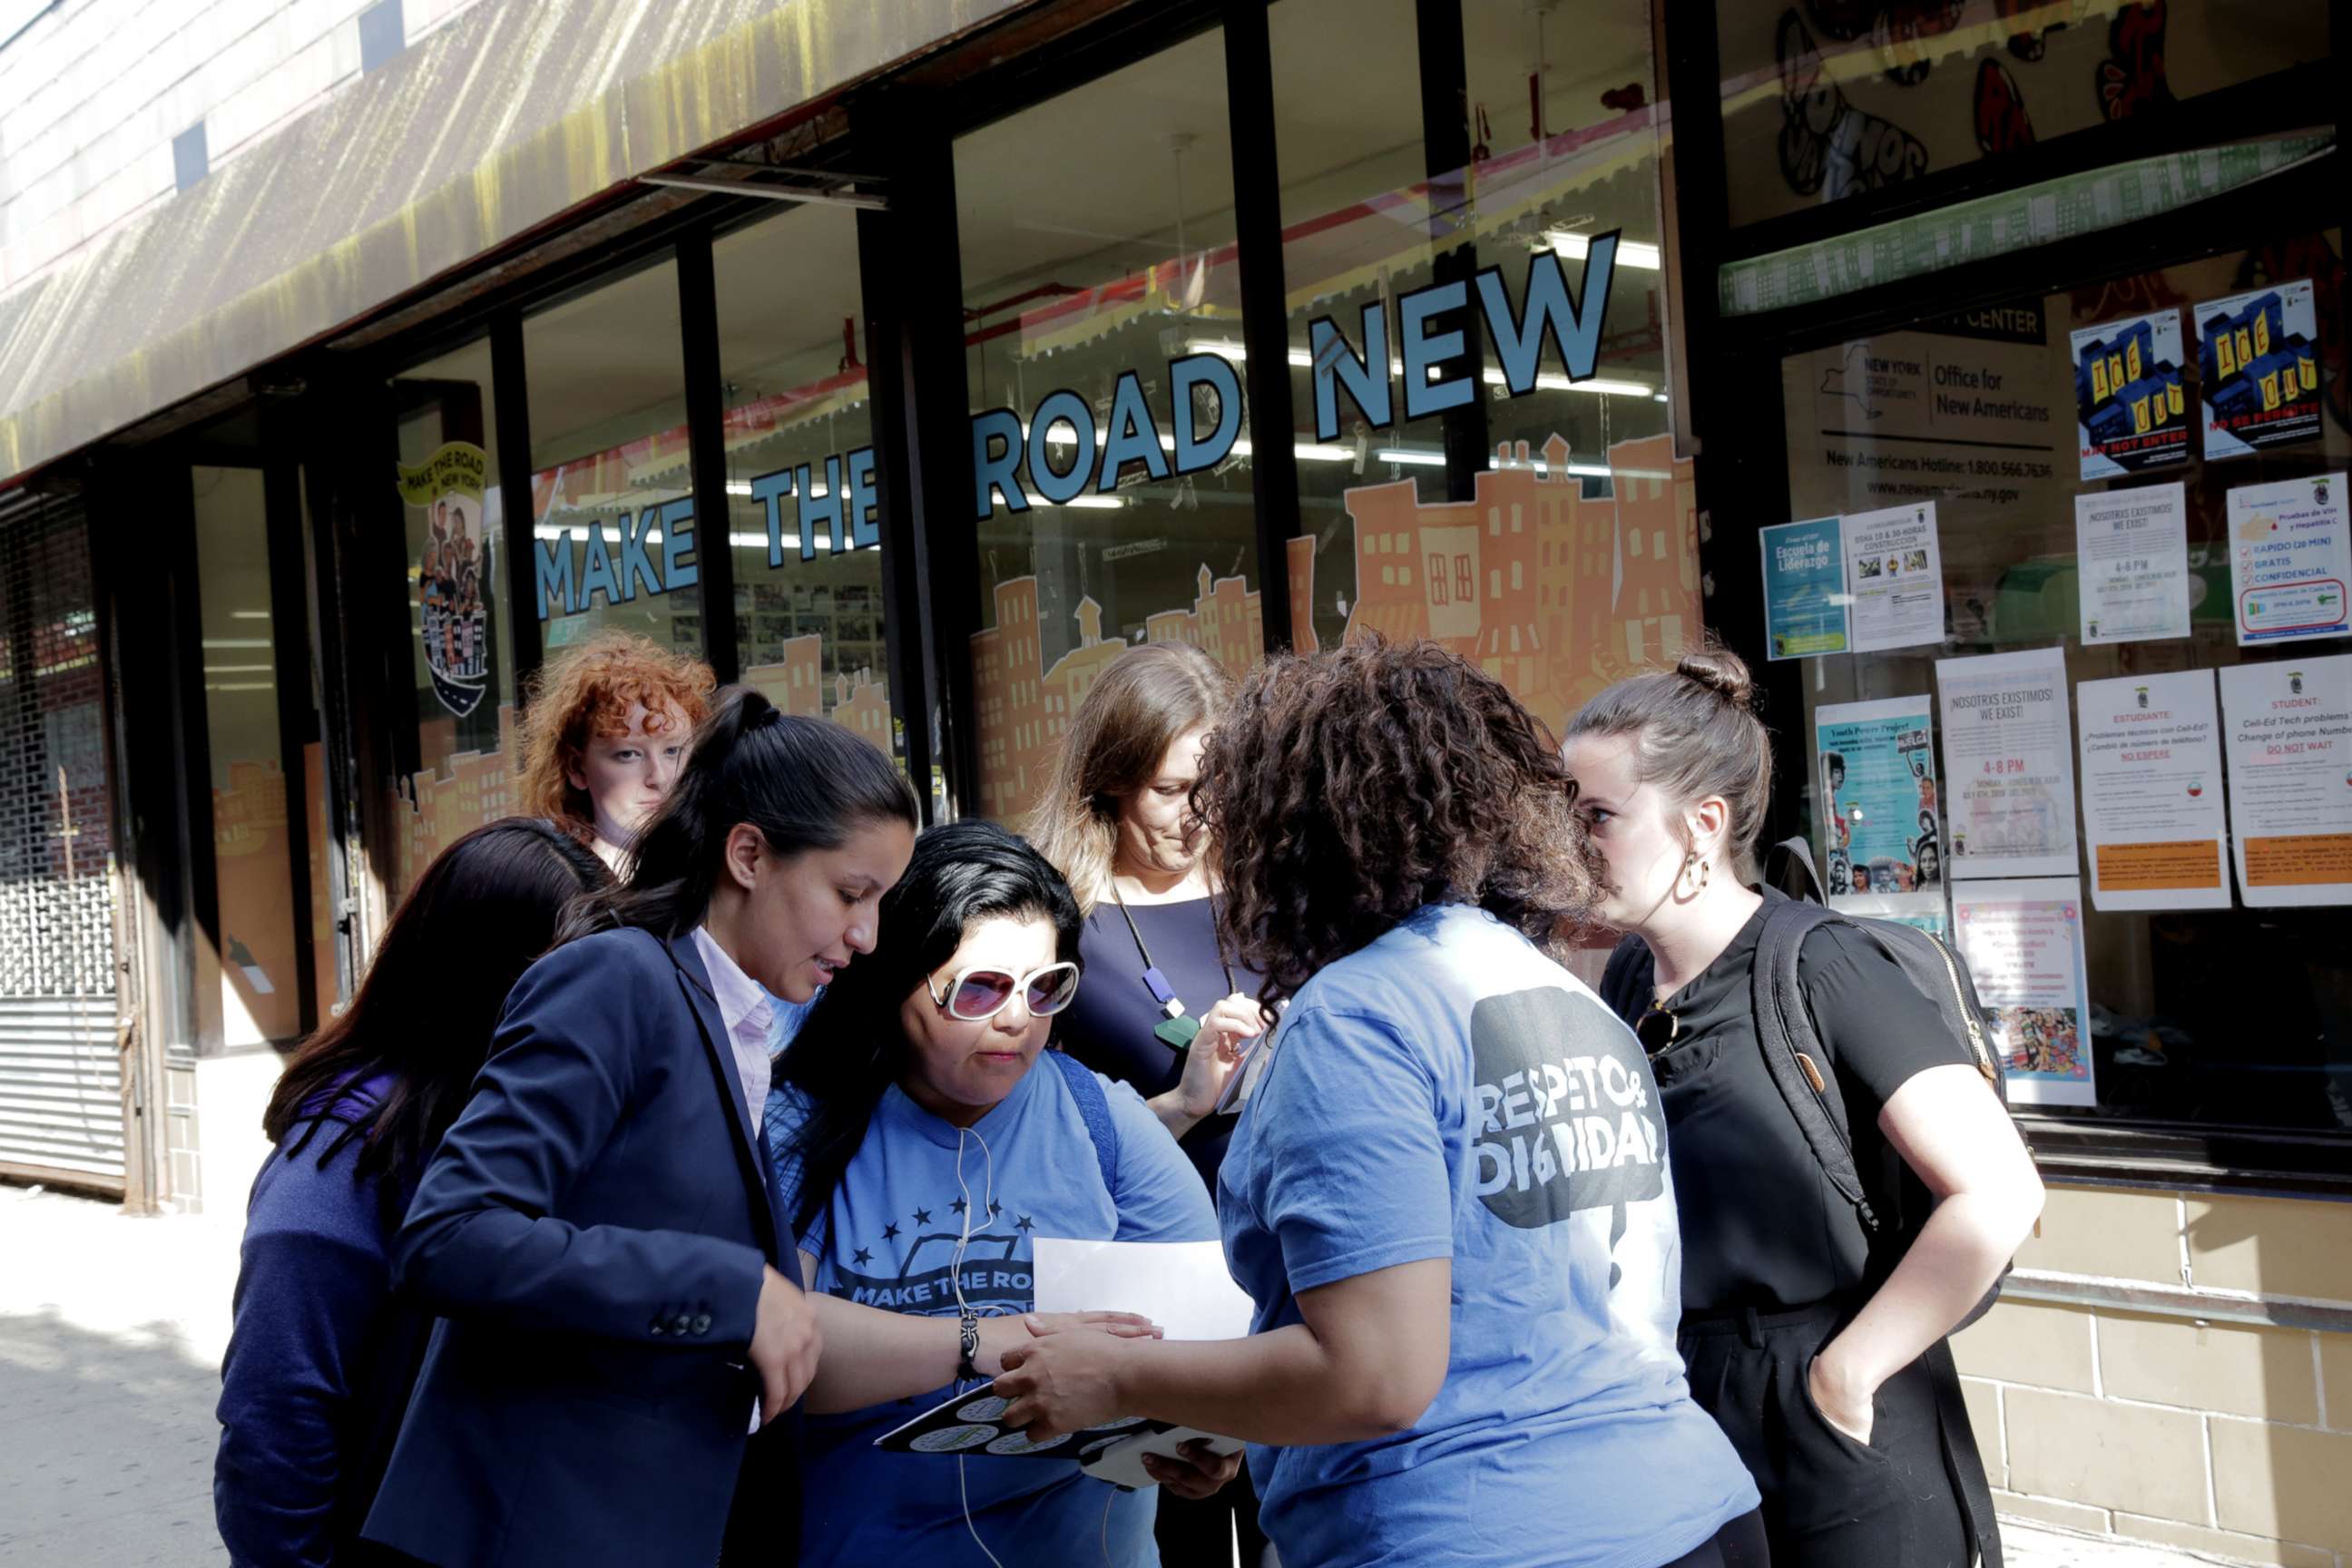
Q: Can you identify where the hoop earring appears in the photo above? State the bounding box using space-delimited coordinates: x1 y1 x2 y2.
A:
1680 849 1700 898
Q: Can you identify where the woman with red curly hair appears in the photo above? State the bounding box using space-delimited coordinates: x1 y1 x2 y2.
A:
994 638 1765 1568
517 631 716 872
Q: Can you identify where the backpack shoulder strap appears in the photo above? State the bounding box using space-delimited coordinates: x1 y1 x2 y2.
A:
1752 898 1883 1236
1045 1049 1122 1198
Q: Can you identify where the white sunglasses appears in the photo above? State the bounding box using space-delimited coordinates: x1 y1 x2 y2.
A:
925 960 1083 1022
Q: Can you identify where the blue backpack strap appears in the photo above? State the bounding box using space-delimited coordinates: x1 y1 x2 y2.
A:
1045 1049 1121 1199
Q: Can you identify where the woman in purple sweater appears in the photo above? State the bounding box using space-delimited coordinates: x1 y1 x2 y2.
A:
214 818 605 1566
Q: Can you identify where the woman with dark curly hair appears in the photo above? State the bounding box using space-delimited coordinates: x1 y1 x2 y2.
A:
515 630 717 871
995 639 1766 1568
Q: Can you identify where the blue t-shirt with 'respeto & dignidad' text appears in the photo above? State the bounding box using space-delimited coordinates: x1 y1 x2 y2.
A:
1218 904 1759 1568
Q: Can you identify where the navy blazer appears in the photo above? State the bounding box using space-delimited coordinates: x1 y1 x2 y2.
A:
363 927 796 1567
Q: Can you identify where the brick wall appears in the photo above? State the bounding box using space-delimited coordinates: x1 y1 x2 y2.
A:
1955 1185 2352 1566
0 0 492 291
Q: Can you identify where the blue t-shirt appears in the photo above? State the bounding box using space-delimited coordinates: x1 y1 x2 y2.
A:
1219 906 1759 1568
765 1054 1217 1568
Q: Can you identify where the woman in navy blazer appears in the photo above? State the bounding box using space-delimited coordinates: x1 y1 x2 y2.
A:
363 690 918 1567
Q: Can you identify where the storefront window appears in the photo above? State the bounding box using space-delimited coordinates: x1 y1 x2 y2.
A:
191 466 304 1047
1265 0 1692 740
713 204 897 760
955 25 1256 821
524 257 704 660
390 337 518 896
1717 0 2328 229
1778 226 2351 1135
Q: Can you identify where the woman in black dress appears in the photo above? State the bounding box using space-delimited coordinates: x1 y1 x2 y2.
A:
1024 639 1269 1565
1563 649 2043 1568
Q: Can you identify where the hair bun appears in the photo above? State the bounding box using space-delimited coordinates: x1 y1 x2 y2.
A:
730 685 779 730
1676 648 1755 707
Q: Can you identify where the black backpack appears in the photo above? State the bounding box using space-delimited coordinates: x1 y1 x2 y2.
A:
1602 838 2014 1328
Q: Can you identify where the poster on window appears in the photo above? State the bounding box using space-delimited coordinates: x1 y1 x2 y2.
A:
1951 879 2096 1108
1842 502 1946 653
1814 696 1944 931
2229 473 2351 647
2196 279 2321 461
397 441 493 717
2070 310 2190 482
1760 516 1849 661
2075 483 2190 646
2218 655 2352 908
2075 671 2229 913
1936 647 2078 879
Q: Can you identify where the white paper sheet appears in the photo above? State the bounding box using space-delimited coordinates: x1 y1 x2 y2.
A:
2075 483 2190 645
1032 1238 1255 1342
1844 501 1946 653
1936 647 2080 879
2075 671 2229 912
2228 473 2351 647
2219 655 2352 908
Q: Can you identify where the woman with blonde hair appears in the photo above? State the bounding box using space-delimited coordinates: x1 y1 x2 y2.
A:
515 630 716 871
1024 639 1269 1563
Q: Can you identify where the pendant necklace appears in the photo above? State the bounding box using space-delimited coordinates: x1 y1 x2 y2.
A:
1110 877 1236 1053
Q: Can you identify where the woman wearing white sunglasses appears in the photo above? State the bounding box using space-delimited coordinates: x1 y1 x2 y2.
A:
762 818 1230 1568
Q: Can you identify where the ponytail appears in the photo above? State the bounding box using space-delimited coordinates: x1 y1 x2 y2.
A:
562 685 919 942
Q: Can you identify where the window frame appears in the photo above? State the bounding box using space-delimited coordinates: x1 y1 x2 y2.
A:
1661 0 2348 1191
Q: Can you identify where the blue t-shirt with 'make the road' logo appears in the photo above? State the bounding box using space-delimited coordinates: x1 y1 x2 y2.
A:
1219 904 1758 1568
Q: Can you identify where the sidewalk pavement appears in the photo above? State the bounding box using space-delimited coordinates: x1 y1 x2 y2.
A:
1 1180 2224 1568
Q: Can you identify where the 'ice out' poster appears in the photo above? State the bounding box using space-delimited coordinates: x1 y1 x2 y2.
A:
1951 879 2097 1108
1814 695 1945 932
2196 279 2321 461
2071 310 2190 481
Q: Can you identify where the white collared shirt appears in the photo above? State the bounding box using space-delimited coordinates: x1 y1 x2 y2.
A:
691 926 775 1135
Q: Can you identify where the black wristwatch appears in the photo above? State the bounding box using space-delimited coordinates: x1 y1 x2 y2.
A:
956 1308 982 1383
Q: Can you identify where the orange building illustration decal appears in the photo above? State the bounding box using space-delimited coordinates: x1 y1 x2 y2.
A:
743 635 896 749
1342 433 1697 738
972 566 1264 821
966 431 1696 821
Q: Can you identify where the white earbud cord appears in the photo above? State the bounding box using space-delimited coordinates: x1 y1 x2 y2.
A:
952 1123 1008 1568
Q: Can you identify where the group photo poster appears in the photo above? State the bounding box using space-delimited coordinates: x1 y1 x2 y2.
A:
396 440 495 718
1936 647 2080 879
2075 483 2190 646
2075 671 2230 913
2218 655 2352 908
2197 279 2322 461
1842 502 1947 654
1761 516 1849 660
2071 310 2190 481
1951 879 2098 1108
1815 695 1945 932
2229 473 2352 647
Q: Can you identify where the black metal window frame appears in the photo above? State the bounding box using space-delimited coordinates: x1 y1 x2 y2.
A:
1663 2 2350 1194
